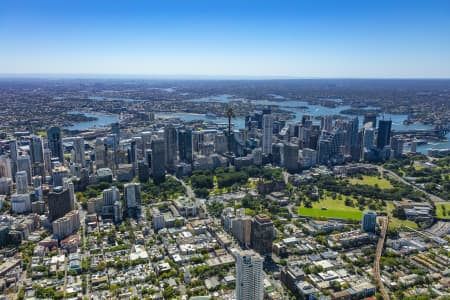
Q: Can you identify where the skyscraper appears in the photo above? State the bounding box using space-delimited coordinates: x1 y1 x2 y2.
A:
8 140 18 162
15 171 28 194
178 129 193 163
47 127 64 162
362 211 377 233
164 125 177 170
390 136 404 158
29 135 44 164
376 120 392 149
251 214 274 257
48 186 73 221
235 250 264 300
283 143 299 173
29 135 46 178
151 139 166 184
363 127 375 149
17 155 32 183
124 183 141 218
111 122 120 142
72 136 86 167
103 186 120 206
262 114 273 155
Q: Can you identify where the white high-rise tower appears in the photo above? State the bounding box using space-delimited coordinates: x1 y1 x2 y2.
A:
236 250 264 300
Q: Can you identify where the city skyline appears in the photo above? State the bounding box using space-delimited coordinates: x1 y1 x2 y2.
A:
1 0 450 78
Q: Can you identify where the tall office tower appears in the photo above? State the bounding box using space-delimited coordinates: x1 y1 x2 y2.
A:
272 143 284 166
301 148 318 168
252 148 262 166
362 211 377 233
95 137 107 168
151 139 166 184
363 112 377 128
145 149 152 167
17 155 32 183
390 136 404 158
164 125 177 170
232 216 253 247
15 171 29 194
345 117 360 159
133 136 145 161
72 137 86 167
283 143 299 173
137 160 150 182
251 214 274 257
103 186 120 206
113 200 123 223
362 127 375 148
298 126 311 149
317 139 331 165
30 135 45 178
8 140 18 162
128 139 137 164
47 127 64 162
44 148 52 174
29 135 44 164
321 115 333 132
111 122 120 143
63 178 76 208
376 120 392 149
52 166 69 187
178 129 193 163
32 176 42 188
262 114 273 155
214 133 228 154
192 131 204 153
124 183 141 218
410 141 417 153
48 186 73 221
0 156 13 178
235 250 264 300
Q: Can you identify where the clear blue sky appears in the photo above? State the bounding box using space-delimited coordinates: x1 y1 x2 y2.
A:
1 0 450 78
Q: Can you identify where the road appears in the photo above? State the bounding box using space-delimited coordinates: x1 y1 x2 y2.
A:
168 175 209 217
374 216 390 300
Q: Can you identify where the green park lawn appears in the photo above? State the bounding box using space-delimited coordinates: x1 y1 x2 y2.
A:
436 202 450 219
298 196 363 220
349 175 393 189
298 195 418 228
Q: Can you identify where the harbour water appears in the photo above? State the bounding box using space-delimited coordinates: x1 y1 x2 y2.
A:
79 95 449 153
64 111 118 131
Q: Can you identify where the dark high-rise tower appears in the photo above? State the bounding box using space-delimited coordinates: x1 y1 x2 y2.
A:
151 139 166 184
47 127 64 162
251 214 274 257
48 186 73 221
178 129 193 163
164 125 177 171
376 120 392 149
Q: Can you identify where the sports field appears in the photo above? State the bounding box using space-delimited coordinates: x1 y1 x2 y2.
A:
298 196 363 220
